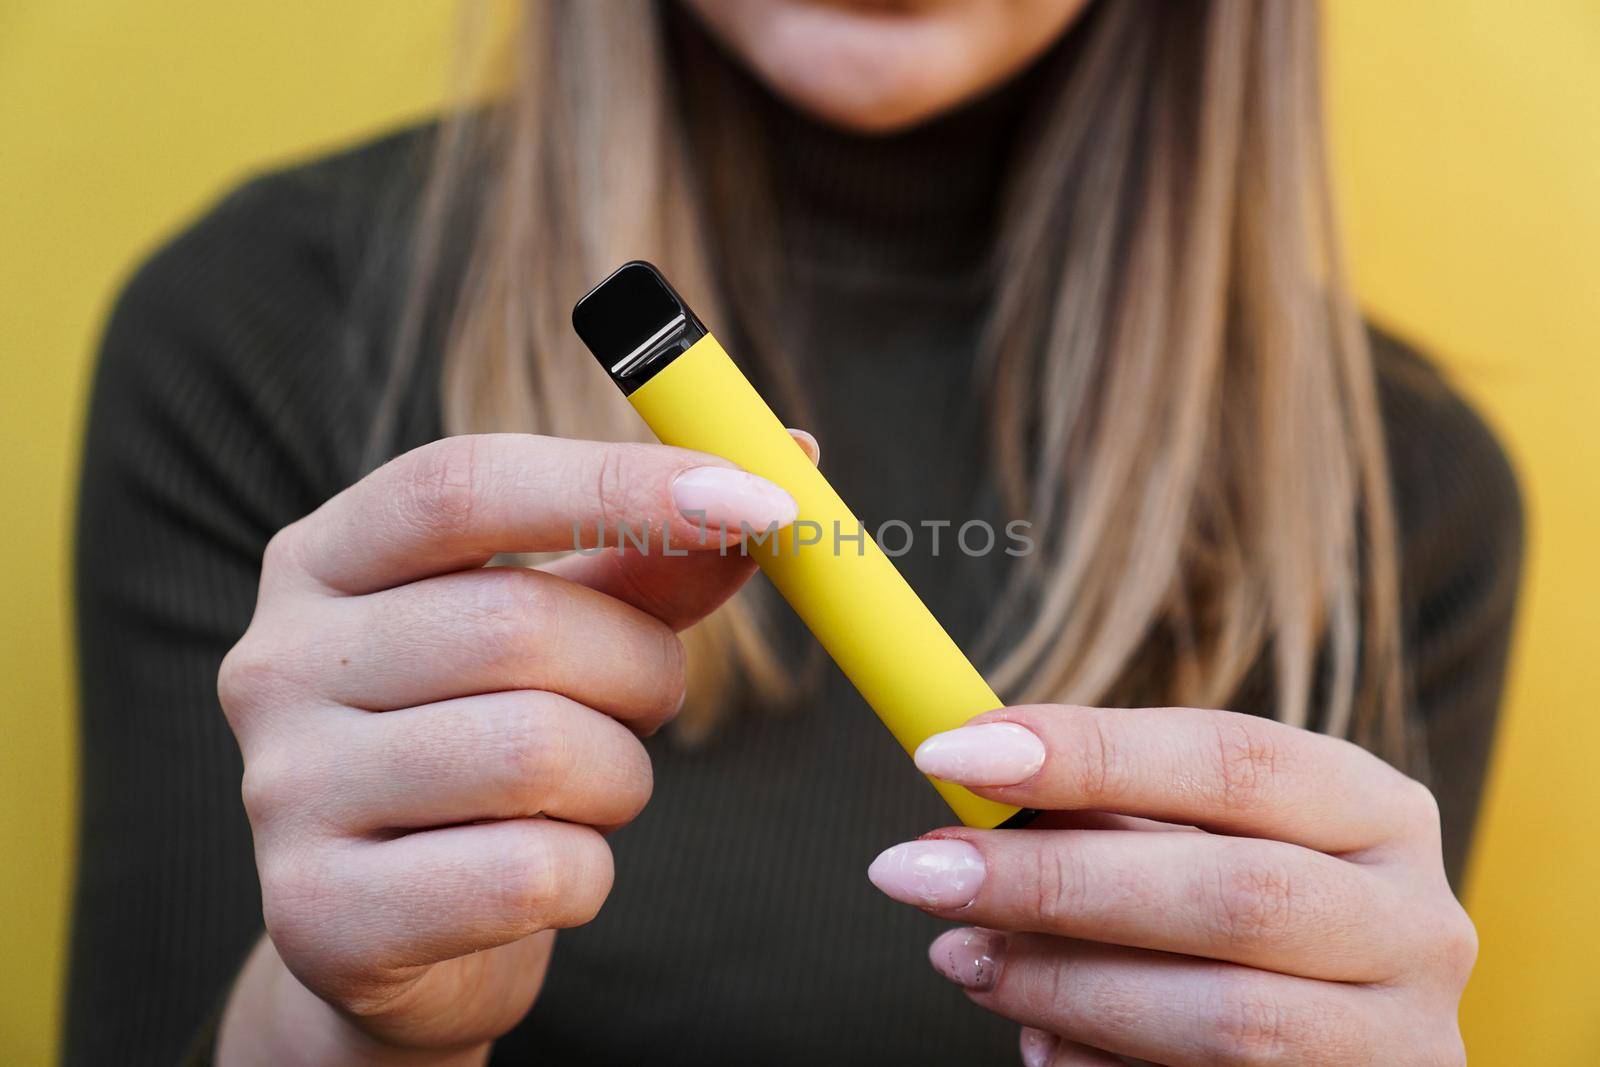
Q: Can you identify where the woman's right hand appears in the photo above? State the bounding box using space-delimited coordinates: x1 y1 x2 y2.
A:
213 433 803 1066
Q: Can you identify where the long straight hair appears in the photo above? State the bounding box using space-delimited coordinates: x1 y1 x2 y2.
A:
398 0 1413 770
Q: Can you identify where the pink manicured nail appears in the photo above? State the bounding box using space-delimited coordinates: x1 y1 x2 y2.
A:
1019 1027 1058 1067
914 722 1046 786
670 467 797 532
788 428 820 465
868 839 985 909
929 927 1005 991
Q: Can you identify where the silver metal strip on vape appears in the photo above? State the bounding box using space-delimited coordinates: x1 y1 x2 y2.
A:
609 313 686 376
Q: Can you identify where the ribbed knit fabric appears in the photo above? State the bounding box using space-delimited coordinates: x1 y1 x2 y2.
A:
65 40 1522 1067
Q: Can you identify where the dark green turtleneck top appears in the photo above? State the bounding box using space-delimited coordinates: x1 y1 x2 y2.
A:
65 20 1521 1067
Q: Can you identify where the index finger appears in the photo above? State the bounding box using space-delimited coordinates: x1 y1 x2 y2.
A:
269 434 798 596
916 705 1437 854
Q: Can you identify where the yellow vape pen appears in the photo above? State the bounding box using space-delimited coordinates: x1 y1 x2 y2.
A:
572 261 1033 830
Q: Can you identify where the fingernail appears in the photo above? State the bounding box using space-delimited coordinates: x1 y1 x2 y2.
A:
868 839 985 909
915 722 1045 787
928 927 1004 992
1019 1027 1058 1067
671 467 797 531
788 428 820 465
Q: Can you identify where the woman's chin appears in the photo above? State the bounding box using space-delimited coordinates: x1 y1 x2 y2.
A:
684 0 1082 134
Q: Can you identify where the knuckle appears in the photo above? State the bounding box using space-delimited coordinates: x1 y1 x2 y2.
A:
1204 854 1300 948
260 523 307 578
239 750 296 825
499 698 571 811
567 843 614 925
1206 977 1296 1064
1069 711 1127 803
1006 946 1069 1020
1210 716 1282 812
1025 840 1091 927
499 830 613 929
1205 979 1368 1067
656 629 689 718
586 713 656 823
259 850 334 956
217 633 284 720
594 446 633 536
1396 777 1444 840
616 740 655 821
468 569 554 665
1294 998 1367 1066
1434 903 1480 987
591 444 671 544
398 436 482 538
259 854 314 915
500 835 564 923
1450 913 1481 979
258 852 402 1015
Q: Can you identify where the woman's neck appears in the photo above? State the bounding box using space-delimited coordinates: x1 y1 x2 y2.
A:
761 72 1039 285
674 6 1060 289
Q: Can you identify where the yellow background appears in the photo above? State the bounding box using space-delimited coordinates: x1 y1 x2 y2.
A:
0 2 1594 1063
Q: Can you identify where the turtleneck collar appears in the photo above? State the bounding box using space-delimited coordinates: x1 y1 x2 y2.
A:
761 70 1040 287
675 7 1063 291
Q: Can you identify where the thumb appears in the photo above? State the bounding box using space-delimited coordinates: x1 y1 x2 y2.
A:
543 428 818 629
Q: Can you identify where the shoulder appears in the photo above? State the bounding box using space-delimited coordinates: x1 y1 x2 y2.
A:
1367 325 1524 635
107 121 435 367
132 122 433 305
91 124 440 505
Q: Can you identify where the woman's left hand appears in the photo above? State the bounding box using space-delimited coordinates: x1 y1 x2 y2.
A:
868 705 1477 1066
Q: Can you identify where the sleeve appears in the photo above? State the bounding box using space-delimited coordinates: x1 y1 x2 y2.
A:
62 170 369 1066
1378 336 1526 892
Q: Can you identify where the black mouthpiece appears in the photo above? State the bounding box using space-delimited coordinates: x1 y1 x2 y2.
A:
572 261 706 395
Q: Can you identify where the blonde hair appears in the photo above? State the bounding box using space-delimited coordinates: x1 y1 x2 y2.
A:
399 0 1412 769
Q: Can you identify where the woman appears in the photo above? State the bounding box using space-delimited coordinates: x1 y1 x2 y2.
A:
65 1 1522 1064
